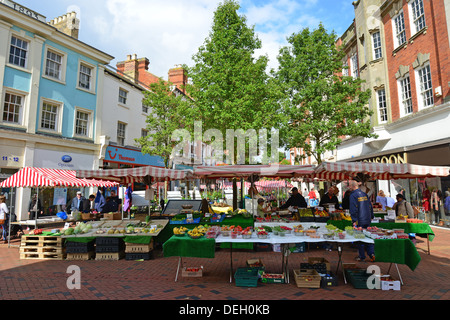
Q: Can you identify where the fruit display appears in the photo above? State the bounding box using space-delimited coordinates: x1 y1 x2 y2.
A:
173 226 188 235
206 226 221 239
298 208 314 217
314 209 329 217
280 226 292 233
241 227 253 239
257 230 268 239
187 226 207 239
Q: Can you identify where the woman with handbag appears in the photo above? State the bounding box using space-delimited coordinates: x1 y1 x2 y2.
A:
0 195 9 243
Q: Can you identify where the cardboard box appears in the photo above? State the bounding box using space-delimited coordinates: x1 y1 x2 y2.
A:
182 267 203 277
246 259 265 271
103 212 121 220
308 257 331 272
381 276 401 291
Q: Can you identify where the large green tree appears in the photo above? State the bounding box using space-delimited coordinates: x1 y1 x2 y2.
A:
274 23 375 164
135 78 192 169
185 0 282 165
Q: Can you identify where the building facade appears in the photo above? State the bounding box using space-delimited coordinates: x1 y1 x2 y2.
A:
0 0 114 219
336 0 450 204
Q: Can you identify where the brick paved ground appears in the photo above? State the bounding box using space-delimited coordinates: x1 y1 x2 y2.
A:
0 225 449 303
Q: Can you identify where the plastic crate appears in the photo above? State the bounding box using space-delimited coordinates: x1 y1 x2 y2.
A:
234 268 259 287
308 257 331 273
125 252 153 261
289 242 306 253
95 237 124 246
345 269 370 289
96 245 124 253
66 244 95 254
321 273 338 288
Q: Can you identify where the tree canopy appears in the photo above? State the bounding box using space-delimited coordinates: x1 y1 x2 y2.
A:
274 23 375 164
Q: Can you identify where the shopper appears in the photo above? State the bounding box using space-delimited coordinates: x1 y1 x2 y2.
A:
385 192 396 209
308 188 317 207
0 195 8 243
102 197 119 213
376 190 388 210
348 180 375 262
392 194 414 218
70 191 85 213
445 191 450 216
341 190 351 210
257 198 273 218
81 194 96 213
28 194 43 220
431 188 441 225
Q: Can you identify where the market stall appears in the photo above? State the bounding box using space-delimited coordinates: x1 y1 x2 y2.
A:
312 161 450 254
0 167 118 247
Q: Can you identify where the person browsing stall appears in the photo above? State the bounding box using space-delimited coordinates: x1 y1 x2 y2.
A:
277 187 307 210
349 180 375 262
376 190 388 210
392 194 414 218
70 191 85 213
257 198 274 218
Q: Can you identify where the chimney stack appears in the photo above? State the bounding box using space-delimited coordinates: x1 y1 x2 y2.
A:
116 54 150 85
48 11 80 39
168 65 187 94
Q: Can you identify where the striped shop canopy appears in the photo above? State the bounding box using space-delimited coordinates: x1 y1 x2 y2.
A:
221 179 294 191
193 164 316 179
312 161 450 181
76 165 193 185
0 167 118 188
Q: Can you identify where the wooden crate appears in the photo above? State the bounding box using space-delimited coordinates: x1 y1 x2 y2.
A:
95 251 124 261
103 213 121 220
66 251 95 261
125 241 153 253
20 252 65 260
21 235 63 247
293 269 321 288
20 246 65 254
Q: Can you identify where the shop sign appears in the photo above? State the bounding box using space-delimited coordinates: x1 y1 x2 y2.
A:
362 152 408 164
105 146 164 167
0 154 22 167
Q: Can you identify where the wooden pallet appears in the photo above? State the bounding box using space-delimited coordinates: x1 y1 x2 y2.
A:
20 252 66 260
19 246 65 254
21 235 63 247
125 241 154 253
66 251 95 261
95 251 125 261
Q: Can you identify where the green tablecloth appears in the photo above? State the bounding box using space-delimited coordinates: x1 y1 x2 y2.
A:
374 239 421 271
158 215 255 249
163 235 216 258
327 220 435 241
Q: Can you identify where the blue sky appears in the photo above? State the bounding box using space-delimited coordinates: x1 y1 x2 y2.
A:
16 0 355 78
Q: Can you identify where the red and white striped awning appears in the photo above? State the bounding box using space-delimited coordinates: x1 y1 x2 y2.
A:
0 167 118 188
193 165 316 179
313 162 450 181
76 165 193 185
221 180 294 191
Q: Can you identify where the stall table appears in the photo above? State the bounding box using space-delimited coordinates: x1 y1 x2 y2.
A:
327 220 434 254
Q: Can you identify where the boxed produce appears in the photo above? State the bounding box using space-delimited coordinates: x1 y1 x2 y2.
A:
293 269 321 288
308 257 331 272
260 273 285 284
246 259 265 271
182 267 203 277
381 275 401 291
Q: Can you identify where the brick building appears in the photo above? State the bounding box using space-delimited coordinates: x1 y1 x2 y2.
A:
336 0 450 205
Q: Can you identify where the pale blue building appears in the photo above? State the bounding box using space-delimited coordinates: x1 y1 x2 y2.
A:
0 0 114 219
